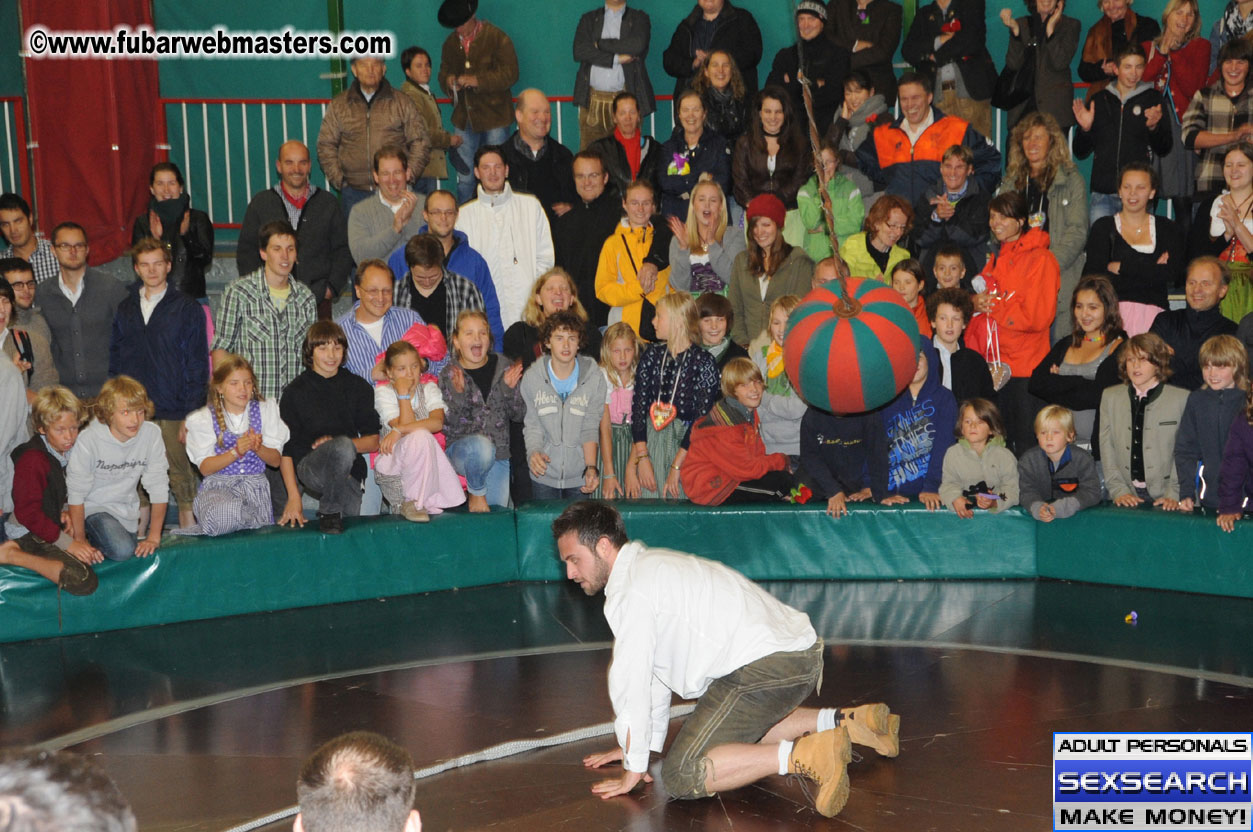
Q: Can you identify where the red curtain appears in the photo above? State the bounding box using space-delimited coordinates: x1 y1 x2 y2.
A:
21 0 161 264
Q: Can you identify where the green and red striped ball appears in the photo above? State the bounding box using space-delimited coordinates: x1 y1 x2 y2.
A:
783 277 920 414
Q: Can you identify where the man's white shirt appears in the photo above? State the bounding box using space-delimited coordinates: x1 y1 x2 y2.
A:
603 540 817 772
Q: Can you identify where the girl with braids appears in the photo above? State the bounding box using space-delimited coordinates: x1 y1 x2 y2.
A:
180 354 302 535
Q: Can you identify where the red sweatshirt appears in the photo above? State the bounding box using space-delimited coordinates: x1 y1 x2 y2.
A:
682 398 787 505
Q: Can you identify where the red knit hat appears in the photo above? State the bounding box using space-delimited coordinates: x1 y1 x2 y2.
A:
745 193 786 229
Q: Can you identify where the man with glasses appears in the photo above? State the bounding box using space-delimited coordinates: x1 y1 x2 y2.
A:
336 258 441 516
35 223 127 399
386 189 502 349
1 257 53 348
393 234 485 340
0 193 59 285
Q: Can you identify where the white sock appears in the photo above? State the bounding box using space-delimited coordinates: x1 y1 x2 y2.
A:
778 740 793 775
816 707 838 733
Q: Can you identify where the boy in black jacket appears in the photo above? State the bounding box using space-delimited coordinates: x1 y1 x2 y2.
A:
798 405 889 517
927 288 995 403
1072 43 1171 223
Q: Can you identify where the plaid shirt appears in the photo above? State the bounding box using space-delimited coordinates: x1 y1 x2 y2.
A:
2 237 59 285
393 268 485 338
210 269 316 400
1182 81 1253 196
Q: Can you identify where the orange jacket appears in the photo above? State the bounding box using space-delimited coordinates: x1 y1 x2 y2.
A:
910 294 932 338
974 229 1059 377
682 399 787 505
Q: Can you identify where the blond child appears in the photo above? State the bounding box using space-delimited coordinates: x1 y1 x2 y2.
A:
749 294 806 456
939 398 1019 518
66 376 169 561
1018 405 1102 522
598 322 643 499
1175 335 1250 512
374 340 465 522
930 245 970 292
180 354 300 535
1 387 99 592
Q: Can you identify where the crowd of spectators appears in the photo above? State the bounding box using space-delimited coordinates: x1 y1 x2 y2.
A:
4 0 1253 597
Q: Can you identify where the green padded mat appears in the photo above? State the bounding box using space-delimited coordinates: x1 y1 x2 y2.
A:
515 501 1038 582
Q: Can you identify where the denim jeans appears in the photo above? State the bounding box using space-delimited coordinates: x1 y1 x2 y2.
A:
296 436 363 516
1089 192 1122 224
444 434 494 495
451 126 510 203
413 176 441 196
85 512 138 562
339 185 375 219
530 481 587 500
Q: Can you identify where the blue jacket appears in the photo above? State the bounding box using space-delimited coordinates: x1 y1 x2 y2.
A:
387 227 504 350
657 125 732 220
880 341 957 496
109 285 208 420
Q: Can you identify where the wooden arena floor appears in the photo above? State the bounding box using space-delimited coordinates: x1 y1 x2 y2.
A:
2 579 1251 831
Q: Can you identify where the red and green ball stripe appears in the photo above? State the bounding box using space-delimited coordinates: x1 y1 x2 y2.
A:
783 277 921 414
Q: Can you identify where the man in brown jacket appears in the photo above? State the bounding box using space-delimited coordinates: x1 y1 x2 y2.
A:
400 45 462 195
316 56 431 216
437 0 519 203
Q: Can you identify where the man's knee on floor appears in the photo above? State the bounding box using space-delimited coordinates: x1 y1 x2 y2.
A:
661 754 711 800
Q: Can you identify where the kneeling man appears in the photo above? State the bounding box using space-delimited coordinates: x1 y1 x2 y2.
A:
553 500 900 817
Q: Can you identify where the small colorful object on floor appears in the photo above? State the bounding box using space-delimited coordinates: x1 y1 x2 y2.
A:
783 277 920 414
1125 611 1138 624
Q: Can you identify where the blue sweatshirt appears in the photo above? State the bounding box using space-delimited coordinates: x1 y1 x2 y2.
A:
880 342 957 496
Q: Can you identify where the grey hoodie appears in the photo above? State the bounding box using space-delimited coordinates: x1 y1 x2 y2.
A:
67 419 169 533
520 355 607 490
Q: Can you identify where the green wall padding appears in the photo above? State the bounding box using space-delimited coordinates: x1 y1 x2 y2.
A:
1036 506 1253 599
0 510 518 642
515 501 1037 582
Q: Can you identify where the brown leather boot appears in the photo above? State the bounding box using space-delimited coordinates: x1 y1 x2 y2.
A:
839 703 900 757
788 726 852 817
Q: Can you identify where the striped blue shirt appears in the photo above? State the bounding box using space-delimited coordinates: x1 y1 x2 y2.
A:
336 304 449 381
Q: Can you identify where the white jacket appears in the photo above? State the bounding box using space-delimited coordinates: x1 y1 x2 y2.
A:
455 183 554 330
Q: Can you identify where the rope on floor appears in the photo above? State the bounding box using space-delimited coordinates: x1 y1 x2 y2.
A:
219 702 697 832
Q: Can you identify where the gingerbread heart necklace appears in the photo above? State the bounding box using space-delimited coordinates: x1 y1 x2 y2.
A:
650 349 688 431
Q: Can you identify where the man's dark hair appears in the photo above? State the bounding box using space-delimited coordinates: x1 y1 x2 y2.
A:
400 46 430 71
373 145 409 173
473 144 505 169
51 222 86 244
572 149 606 171
0 256 33 280
403 233 445 270
611 91 639 115
0 193 32 218
0 747 137 832
258 220 298 250
149 161 185 187
296 732 416 832
552 500 629 550
896 70 932 93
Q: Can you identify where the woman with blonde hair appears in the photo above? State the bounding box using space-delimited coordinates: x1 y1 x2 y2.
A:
503 268 602 369
667 176 745 297
629 291 720 499
999 111 1089 335
179 353 300 535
